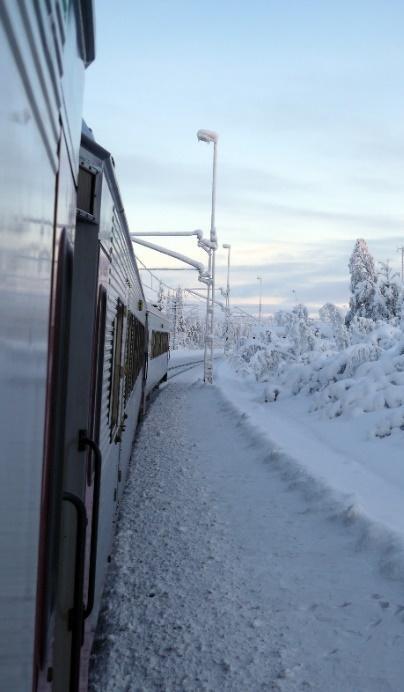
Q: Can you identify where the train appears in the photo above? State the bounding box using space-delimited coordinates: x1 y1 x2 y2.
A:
0 3 170 691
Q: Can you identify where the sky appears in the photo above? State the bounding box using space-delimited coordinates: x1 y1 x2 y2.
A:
83 0 404 317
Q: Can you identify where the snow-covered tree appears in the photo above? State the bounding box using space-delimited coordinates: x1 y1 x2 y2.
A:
348 315 376 343
373 261 401 321
185 318 204 348
156 283 168 312
167 287 187 349
290 312 316 355
175 287 187 347
319 303 349 350
292 303 309 321
346 239 377 323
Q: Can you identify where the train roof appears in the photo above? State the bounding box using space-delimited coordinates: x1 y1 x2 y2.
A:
80 128 145 303
78 0 96 67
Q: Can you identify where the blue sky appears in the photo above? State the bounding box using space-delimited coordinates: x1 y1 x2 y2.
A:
84 0 404 316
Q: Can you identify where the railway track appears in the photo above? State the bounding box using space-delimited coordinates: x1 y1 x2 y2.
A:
167 359 205 380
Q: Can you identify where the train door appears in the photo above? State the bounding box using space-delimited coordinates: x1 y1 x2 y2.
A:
78 249 109 687
51 160 103 692
34 218 74 692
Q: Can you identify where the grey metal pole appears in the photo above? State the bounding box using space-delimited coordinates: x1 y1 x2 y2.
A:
197 129 219 383
223 243 231 351
257 276 262 323
203 249 212 382
398 246 404 282
170 292 176 350
226 245 231 310
208 140 217 381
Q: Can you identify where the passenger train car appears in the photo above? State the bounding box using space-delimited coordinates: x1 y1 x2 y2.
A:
0 3 170 691
145 305 170 399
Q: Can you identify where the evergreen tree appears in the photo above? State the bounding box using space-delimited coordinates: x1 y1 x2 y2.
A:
156 283 167 312
346 239 377 323
175 287 186 347
374 261 401 321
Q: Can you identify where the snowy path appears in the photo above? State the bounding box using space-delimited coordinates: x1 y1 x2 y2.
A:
89 367 404 692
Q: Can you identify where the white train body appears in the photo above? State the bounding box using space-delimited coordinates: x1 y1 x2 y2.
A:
0 5 170 690
0 2 94 691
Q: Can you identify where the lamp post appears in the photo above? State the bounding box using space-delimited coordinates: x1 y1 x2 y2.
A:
257 275 263 323
197 128 218 383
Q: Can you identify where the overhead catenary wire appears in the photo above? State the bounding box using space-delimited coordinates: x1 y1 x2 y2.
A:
135 254 261 323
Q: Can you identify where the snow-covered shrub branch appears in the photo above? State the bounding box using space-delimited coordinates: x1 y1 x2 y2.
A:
228 238 404 436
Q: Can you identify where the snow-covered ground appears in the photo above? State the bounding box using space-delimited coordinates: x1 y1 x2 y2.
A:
89 363 404 691
216 361 404 542
168 349 222 368
169 349 206 366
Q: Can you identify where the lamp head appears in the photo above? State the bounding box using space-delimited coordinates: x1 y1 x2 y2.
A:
197 129 218 144
223 243 231 249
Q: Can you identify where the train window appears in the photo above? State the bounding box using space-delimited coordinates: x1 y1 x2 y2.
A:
77 166 96 215
110 300 125 433
124 311 145 404
151 330 169 358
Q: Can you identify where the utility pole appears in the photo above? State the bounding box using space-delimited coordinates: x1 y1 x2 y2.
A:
257 276 263 323
197 129 219 384
397 246 404 282
171 292 178 350
223 244 231 351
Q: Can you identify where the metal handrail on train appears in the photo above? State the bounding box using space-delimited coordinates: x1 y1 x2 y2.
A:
78 429 102 620
62 492 86 692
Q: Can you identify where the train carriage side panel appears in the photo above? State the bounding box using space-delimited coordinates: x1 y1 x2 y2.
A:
91 160 147 628
0 3 94 691
53 133 147 690
145 308 170 396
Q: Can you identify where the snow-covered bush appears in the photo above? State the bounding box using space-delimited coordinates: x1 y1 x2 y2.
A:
230 308 323 383
319 303 349 350
229 296 404 437
227 237 404 435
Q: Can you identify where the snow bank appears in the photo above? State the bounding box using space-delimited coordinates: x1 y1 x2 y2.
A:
231 312 404 437
216 360 404 574
219 304 404 558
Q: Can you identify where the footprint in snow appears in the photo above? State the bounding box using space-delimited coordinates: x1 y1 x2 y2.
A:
379 600 390 610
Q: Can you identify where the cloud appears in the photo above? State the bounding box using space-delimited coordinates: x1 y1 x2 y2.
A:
115 152 312 195
224 199 404 232
115 152 404 236
349 175 404 195
355 135 404 164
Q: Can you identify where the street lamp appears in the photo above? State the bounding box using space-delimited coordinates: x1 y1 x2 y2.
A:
197 128 218 383
257 276 263 323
